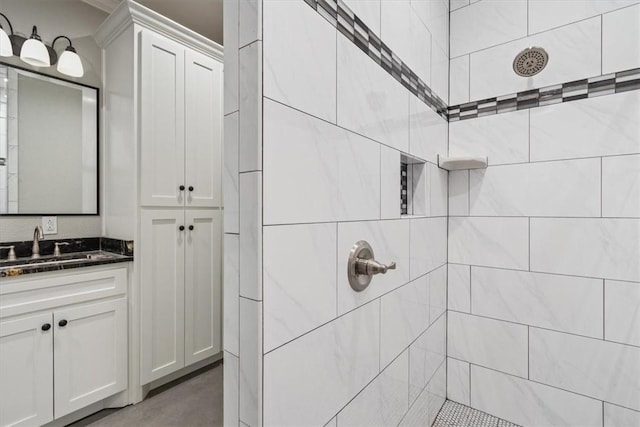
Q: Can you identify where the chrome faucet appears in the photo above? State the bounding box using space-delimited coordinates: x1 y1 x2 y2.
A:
32 226 44 258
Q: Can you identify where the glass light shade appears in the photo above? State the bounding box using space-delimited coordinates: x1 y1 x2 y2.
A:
20 37 50 67
0 28 12 57
57 49 83 77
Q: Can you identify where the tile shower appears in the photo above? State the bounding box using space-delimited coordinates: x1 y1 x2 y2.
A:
223 0 640 426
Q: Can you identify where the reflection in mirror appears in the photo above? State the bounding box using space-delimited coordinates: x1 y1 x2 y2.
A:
0 63 98 215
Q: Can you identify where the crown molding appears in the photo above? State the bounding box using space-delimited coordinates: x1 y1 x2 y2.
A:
94 0 223 61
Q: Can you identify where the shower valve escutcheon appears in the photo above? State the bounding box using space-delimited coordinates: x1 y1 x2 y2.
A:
348 240 396 292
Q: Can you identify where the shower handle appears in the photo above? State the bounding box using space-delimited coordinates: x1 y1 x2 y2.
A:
348 240 396 292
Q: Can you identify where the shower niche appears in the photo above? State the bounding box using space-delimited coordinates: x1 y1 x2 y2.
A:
400 154 429 217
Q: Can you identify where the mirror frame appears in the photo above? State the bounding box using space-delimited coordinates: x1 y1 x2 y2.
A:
0 61 100 216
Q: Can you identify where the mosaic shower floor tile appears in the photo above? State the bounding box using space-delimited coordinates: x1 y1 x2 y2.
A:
433 400 521 427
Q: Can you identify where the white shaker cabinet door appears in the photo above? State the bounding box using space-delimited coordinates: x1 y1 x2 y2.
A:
53 298 127 418
140 209 186 383
185 50 223 208
140 31 186 207
184 209 222 365
0 313 54 427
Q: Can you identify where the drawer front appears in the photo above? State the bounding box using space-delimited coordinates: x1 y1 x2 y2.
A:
0 267 127 318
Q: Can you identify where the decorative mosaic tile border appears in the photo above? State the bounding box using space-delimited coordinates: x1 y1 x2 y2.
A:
449 68 640 122
433 400 521 427
303 0 449 120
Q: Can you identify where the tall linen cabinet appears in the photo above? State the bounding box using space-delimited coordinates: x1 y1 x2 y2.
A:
95 0 224 391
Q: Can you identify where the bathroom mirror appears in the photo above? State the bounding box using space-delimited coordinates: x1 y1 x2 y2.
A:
0 62 98 215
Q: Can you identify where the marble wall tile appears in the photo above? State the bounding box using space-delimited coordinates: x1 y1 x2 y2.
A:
263 301 380 427
408 315 446 404
603 4 640 74
448 171 469 216
409 217 447 280
448 217 529 270
263 100 380 225
530 218 640 282
449 110 529 166
530 328 640 410
337 350 409 427
381 0 431 85
448 264 470 313
239 298 262 426
263 223 337 352
449 55 469 106
223 351 239 427
471 365 603 427
472 267 603 338
223 113 239 234
224 234 240 355
605 279 640 347
239 0 262 47
343 0 382 35
411 0 449 55
381 146 401 219
469 158 601 217
409 96 448 165
447 358 470 405
429 265 447 324
530 89 640 162
401 361 446 427
450 0 527 57
529 0 640 35
380 274 430 368
337 37 410 152
469 17 601 101
450 0 469 12
604 403 640 427
239 42 262 172
325 417 337 427
337 220 411 315
448 311 528 377
603 154 640 218
223 0 238 114
239 172 262 300
263 0 337 122
429 164 448 217
410 163 429 217
431 46 449 104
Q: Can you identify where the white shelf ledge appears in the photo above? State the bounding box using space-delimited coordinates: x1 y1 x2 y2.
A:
438 155 488 171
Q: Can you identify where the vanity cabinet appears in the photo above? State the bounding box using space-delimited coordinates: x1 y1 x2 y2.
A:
0 267 128 427
140 31 222 209
140 209 222 383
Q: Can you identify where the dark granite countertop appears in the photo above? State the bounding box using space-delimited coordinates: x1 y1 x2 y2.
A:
0 237 134 278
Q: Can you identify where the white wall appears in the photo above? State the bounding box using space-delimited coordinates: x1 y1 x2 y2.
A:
223 0 450 425
447 1 640 425
0 0 106 241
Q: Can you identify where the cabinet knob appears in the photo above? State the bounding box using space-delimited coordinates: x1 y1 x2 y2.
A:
41 323 51 331
188 186 194 192
188 225 194 231
179 185 185 191
179 225 185 231
58 320 68 327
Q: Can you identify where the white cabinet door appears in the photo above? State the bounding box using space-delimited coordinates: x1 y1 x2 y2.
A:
185 50 223 208
53 298 127 418
140 31 186 207
0 313 54 427
140 209 186 383
184 209 222 365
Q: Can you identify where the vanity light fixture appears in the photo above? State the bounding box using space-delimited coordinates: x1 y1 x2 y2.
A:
0 12 84 77
53 36 83 77
20 26 50 67
0 13 13 57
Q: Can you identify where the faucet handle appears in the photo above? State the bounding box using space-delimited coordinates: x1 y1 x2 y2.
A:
0 245 16 261
53 242 70 257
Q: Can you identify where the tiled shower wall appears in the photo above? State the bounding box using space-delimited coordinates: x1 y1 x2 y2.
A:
224 0 450 425
447 1 640 426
